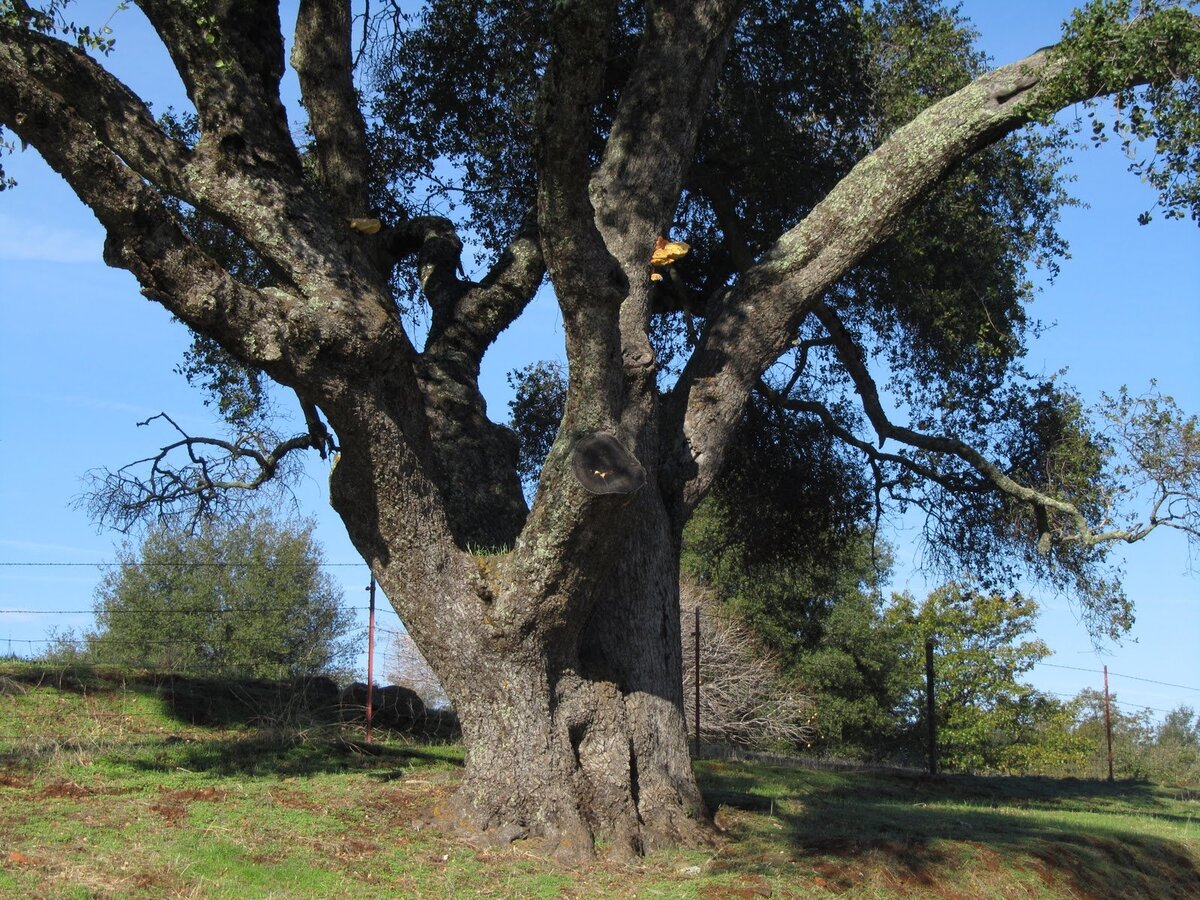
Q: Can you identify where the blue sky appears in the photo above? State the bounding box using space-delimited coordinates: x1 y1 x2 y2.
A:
0 1 1196 719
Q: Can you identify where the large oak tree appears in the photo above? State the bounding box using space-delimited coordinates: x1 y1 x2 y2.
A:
2 0 1198 859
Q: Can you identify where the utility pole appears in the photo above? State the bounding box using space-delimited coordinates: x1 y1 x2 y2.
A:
925 638 937 776
1103 664 1114 782
366 575 376 745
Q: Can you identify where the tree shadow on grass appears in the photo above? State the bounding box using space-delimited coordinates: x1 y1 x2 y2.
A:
699 763 1200 898
123 732 462 779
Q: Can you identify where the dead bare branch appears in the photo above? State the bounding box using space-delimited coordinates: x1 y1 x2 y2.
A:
79 412 317 533
681 578 817 750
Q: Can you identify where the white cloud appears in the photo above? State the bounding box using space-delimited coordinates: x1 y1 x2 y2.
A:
0 212 103 264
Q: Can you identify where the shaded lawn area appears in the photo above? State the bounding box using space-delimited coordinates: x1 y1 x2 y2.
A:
2 664 1198 897
700 759 1200 897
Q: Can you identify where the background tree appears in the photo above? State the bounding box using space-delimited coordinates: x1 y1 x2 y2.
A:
888 584 1087 773
2 0 1198 859
680 576 816 751
1146 705 1200 784
84 513 355 680
786 574 915 757
1067 692 1200 783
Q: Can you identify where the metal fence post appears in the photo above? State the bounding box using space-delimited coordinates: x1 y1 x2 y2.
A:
925 638 937 776
1104 664 1114 782
366 575 376 744
694 605 701 758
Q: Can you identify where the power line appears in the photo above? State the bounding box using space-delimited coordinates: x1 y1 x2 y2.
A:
0 606 389 615
1034 660 1199 694
0 561 369 568
1109 672 1200 694
1 636 344 649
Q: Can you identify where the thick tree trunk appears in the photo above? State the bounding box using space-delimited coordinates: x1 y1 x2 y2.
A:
325 394 711 860
427 495 709 861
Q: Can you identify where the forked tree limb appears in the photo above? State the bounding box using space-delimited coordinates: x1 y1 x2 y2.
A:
760 300 1181 553
667 14 1200 515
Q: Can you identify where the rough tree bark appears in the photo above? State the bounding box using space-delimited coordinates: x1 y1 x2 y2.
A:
1 0 1196 860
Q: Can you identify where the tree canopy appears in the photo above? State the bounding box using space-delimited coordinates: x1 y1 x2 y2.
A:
82 513 356 680
2 0 1198 859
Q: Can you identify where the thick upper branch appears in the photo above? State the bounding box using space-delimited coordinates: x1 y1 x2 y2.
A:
137 0 296 168
591 1 742 261
1 12 414 392
0 48 297 377
0 23 193 194
292 0 371 218
533 0 624 314
666 16 1200 514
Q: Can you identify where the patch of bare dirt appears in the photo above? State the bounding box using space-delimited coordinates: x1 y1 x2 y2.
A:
159 786 227 803
147 802 188 825
4 849 45 869
811 860 860 894
359 780 455 828
267 786 325 811
38 781 94 799
333 837 380 861
128 869 188 894
700 875 774 898
37 781 133 800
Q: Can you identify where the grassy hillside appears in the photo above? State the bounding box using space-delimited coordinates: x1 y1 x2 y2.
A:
2 663 1198 898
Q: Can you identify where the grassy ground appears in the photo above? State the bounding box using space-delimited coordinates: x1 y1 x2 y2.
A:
1 664 1198 898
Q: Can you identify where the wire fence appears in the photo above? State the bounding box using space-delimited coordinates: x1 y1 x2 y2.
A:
0 559 458 747
2 559 1198 778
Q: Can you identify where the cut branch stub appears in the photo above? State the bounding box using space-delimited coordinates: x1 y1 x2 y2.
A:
571 433 646 495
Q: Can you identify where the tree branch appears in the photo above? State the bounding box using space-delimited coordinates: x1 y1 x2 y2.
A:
754 381 986 498
805 300 1171 553
591 1 742 259
381 215 470 316
0 44 300 377
81 413 313 533
297 393 337 459
534 0 624 313
426 212 546 372
375 214 544 550
666 15 1200 514
292 0 371 218
133 1 392 306
136 0 297 170
0 22 193 195
2 10 414 382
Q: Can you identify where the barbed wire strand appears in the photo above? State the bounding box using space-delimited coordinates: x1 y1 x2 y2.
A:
0 561 369 568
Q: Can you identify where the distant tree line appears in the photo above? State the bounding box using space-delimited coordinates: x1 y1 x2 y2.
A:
681 496 1199 784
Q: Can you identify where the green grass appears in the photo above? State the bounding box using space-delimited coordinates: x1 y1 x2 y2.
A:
2 663 1198 898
